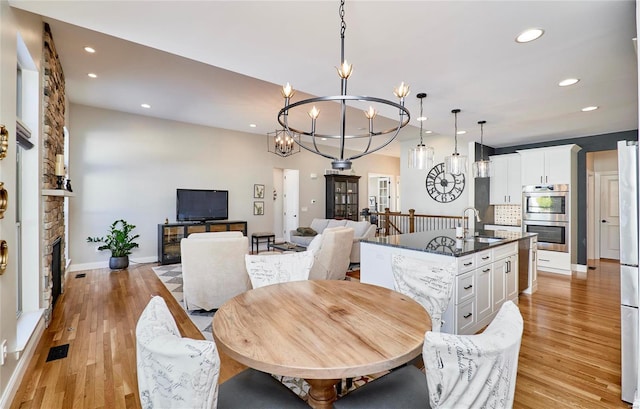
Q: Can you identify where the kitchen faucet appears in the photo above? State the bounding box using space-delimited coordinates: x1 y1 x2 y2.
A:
461 207 482 239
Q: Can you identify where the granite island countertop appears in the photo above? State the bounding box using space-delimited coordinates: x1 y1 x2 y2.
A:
361 228 537 257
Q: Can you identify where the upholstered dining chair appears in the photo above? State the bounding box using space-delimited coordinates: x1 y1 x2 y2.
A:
180 232 251 311
244 250 315 288
333 300 524 409
391 254 456 332
136 296 309 409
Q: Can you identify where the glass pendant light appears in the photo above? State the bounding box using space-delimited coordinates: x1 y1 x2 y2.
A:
408 93 434 169
472 120 491 178
444 108 468 175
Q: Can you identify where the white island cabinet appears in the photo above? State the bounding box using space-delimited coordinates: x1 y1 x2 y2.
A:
361 236 520 335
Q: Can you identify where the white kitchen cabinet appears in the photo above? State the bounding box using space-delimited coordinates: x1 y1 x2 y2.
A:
491 246 518 316
490 153 521 204
518 144 580 186
475 259 493 324
506 254 519 301
522 236 538 294
492 257 507 312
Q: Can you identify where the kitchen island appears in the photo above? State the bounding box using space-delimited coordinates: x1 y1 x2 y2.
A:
361 228 536 335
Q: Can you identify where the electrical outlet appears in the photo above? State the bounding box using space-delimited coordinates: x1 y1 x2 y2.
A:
0 339 7 366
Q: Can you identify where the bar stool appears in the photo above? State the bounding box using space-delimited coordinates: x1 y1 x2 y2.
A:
251 232 275 254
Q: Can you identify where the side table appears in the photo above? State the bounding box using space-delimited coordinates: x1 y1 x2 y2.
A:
251 232 275 254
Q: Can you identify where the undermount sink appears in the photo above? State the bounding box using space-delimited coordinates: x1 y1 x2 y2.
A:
465 236 504 244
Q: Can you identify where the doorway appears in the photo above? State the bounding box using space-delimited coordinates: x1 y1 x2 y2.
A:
586 150 620 261
367 173 399 212
272 168 299 242
597 172 620 260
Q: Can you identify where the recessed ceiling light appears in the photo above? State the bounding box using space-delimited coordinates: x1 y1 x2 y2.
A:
249 124 257 128
417 116 427 122
457 130 466 135
84 46 96 53
516 28 544 43
321 138 328 141
141 103 151 109
87 73 97 79
424 130 433 134
581 106 599 112
558 78 579 87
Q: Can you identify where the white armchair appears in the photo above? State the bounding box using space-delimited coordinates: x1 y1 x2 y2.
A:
136 296 308 409
308 226 354 280
180 232 251 311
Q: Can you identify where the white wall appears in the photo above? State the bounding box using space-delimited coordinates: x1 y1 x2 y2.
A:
400 134 473 216
68 104 399 269
0 4 44 406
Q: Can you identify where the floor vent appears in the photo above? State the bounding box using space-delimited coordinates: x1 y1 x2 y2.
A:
75 273 86 278
46 344 69 362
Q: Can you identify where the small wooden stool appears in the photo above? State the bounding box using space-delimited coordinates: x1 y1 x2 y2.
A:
251 232 275 254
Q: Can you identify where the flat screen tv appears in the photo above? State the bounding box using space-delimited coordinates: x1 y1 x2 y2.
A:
176 189 229 222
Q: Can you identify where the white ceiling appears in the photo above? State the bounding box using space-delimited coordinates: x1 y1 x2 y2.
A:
9 0 639 157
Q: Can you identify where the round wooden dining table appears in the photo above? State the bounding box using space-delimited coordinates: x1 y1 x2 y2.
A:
212 279 431 409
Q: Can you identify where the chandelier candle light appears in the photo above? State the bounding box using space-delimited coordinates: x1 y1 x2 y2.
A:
445 109 468 176
472 120 491 178
267 128 300 157
277 0 411 170
408 93 434 169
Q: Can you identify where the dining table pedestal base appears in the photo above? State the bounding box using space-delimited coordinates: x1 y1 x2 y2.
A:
306 378 340 409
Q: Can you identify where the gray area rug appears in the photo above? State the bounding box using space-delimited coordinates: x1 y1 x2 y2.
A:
151 264 215 341
151 263 388 400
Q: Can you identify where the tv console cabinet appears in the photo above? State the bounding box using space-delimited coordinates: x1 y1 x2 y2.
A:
157 220 248 265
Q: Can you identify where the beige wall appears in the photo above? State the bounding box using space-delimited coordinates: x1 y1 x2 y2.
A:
68 103 399 270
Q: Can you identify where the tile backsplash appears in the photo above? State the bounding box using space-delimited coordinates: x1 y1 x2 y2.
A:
494 205 522 226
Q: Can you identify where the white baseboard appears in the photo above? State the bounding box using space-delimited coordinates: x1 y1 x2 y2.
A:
0 315 45 408
574 264 588 272
537 266 571 275
69 256 158 272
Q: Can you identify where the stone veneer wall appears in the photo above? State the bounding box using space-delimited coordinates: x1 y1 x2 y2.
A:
42 23 66 323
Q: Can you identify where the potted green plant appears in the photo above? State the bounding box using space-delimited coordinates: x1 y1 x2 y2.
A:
87 219 140 270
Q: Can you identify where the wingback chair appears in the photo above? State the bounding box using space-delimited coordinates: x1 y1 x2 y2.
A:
180 232 251 310
333 300 524 409
136 296 308 409
308 226 354 280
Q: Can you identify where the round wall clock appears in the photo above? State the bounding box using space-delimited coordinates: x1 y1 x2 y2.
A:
425 162 465 203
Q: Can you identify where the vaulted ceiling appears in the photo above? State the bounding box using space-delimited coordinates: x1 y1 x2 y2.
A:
10 0 638 156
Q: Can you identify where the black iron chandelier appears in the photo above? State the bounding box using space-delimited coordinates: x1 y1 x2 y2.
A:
277 0 411 170
267 128 300 158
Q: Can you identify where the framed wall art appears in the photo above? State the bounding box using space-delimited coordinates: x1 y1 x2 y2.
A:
254 184 265 199
253 201 264 216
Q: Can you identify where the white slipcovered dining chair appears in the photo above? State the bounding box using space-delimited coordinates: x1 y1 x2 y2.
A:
333 300 524 409
136 296 309 409
244 250 315 288
180 232 251 311
391 254 456 332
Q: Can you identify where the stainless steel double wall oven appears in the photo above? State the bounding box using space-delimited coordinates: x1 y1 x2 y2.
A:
522 184 569 252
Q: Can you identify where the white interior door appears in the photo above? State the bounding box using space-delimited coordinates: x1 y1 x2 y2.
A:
599 173 620 260
283 169 299 242
378 177 390 212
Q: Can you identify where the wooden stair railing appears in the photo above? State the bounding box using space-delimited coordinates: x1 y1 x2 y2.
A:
372 209 462 236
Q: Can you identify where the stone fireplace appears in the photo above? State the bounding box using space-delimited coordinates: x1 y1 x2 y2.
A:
41 23 67 323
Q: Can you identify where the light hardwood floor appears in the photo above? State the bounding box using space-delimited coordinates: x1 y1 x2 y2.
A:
10 259 630 408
